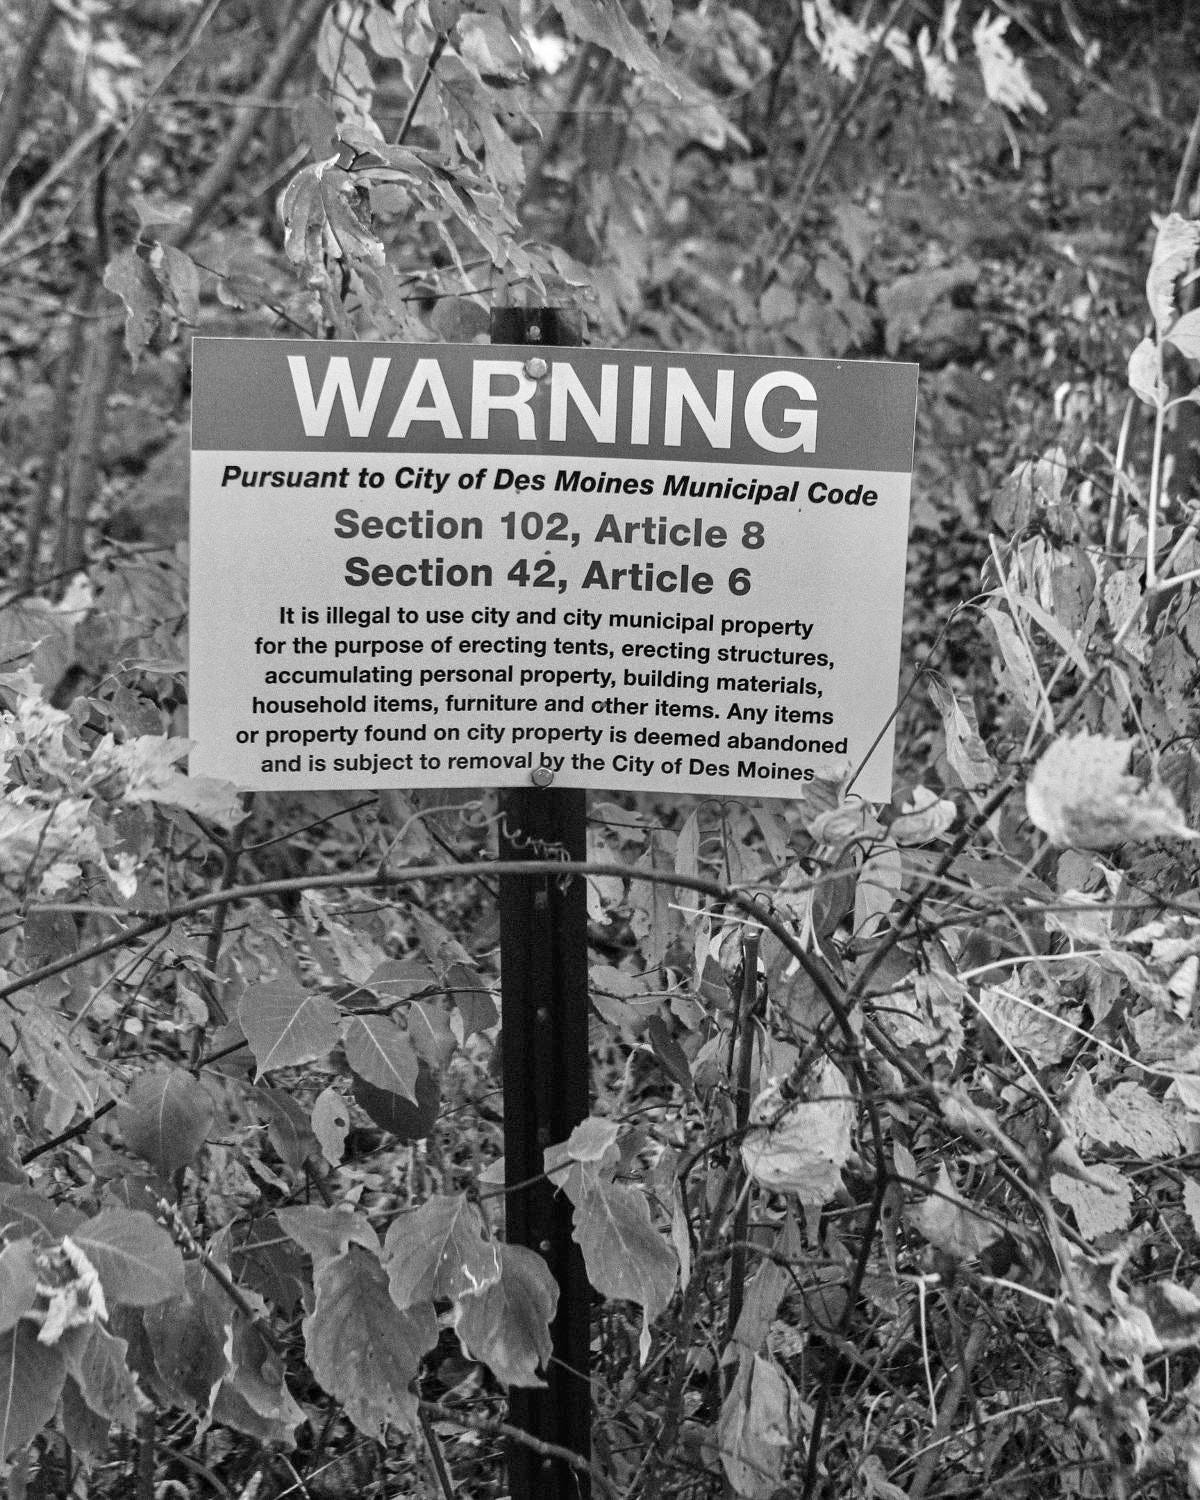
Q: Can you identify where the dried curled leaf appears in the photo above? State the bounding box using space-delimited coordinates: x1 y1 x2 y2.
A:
741 1060 853 1204
1026 732 1195 849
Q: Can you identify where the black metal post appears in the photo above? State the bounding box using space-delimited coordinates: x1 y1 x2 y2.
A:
494 306 592 1499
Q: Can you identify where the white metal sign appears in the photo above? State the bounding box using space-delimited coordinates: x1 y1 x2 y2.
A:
190 340 917 801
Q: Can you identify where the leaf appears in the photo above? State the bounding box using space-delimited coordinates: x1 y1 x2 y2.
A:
1166 307 1200 360
254 1087 319 1172
61 1376 110 1469
64 1324 144 1431
0 1185 84 1240
144 1283 230 1419
117 1066 214 1176
556 0 683 91
1128 335 1166 407
1146 213 1200 331
1064 1072 1182 1157
453 1243 557 1387
157 245 200 323
384 1193 501 1308
408 1001 456 1069
983 605 1043 720
890 787 955 845
0 1321 65 1458
927 673 996 789
1184 1177 1200 1237
211 1313 304 1447
977 986 1075 1066
0 1241 37 1333
71 1209 185 1308
570 1177 676 1354
909 1162 999 1261
238 981 340 1078
854 841 903 937
304 1245 437 1438
275 1205 378 1268
342 1015 419 1101
311 1086 350 1168
647 1015 694 1095
1027 732 1196 848
741 1061 854 1205
352 1059 440 1141
718 1353 801 1498
103 248 161 364
1051 1162 1132 1239
446 964 498 1035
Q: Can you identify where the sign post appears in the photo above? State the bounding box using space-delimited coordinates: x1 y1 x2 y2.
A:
491 307 591 1498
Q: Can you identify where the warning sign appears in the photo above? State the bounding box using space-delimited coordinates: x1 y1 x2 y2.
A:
189 339 917 801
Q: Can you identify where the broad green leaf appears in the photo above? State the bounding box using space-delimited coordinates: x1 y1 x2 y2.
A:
570 1177 676 1355
117 1066 214 1175
445 961 498 1035
64 1324 144 1431
304 1245 437 1438
384 1193 501 1309
718 1353 800 1499
352 1059 440 1141
60 1376 110 1469
275 1205 379 1268
0 1185 84 1240
211 1313 304 1447
311 1086 350 1168
0 1240 37 1333
1128 335 1166 406
0 1322 65 1458
254 1086 319 1173
72 1209 185 1308
408 1001 456 1069
239 981 340 1078
342 1015 419 1101
103 248 160 364
1166 307 1200 359
557 0 684 92
158 245 200 323
454 1242 556 1387
144 1264 231 1420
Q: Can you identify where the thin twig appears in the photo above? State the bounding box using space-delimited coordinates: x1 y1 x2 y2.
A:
395 32 450 146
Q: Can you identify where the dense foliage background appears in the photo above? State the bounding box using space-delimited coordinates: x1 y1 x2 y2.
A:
4 1 1200 1497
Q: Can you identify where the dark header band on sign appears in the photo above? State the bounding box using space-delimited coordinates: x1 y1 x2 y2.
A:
192 338 918 472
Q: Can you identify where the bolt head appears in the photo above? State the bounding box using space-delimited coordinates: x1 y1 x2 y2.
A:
524 355 549 379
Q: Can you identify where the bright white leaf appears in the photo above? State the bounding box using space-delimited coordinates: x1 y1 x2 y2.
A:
1051 1162 1132 1239
311 1087 350 1168
909 1162 999 1261
1166 307 1200 360
718 1352 801 1498
1146 213 1200 331
1128 336 1166 407
741 1060 854 1205
1027 732 1195 848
